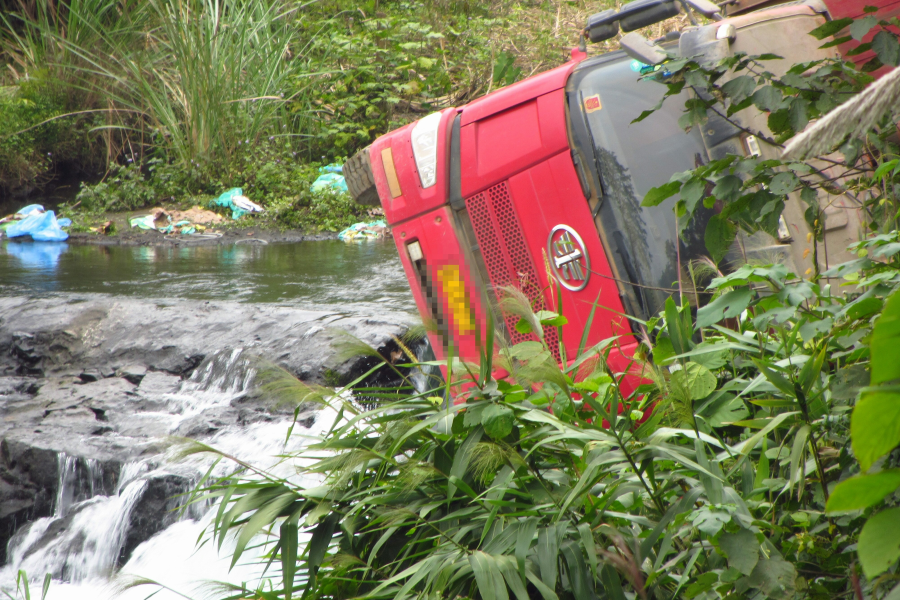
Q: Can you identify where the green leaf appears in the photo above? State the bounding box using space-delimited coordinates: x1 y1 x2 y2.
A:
465 403 488 428
707 395 750 427
515 518 539 579
536 310 566 327
482 404 515 439
671 362 717 402
873 158 900 180
789 424 810 494
686 573 718 599
752 85 783 111
809 17 853 40
747 554 797 599
515 318 533 335
525 569 561 600
721 75 757 104
306 510 339 594
497 555 530 600
449 426 484 498
769 172 798 195
642 180 682 207
820 34 853 49
736 411 800 455
712 175 743 203
719 529 760 575
281 522 299 600
798 346 827 396
827 470 900 513
510 341 545 361
697 288 752 329
850 15 878 41
768 109 791 136
789 98 809 133
561 541 593 600
858 507 900 578
680 177 707 215
653 335 676 366
665 297 693 355
537 526 561 590
751 359 795 397
470 551 510 600
755 438 770 492
871 292 900 384
232 491 295 568
705 214 737 264
844 296 883 321
851 391 900 472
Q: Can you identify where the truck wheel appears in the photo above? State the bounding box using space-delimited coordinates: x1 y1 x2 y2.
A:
343 148 380 206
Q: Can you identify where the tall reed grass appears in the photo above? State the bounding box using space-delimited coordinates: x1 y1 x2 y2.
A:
2 0 304 173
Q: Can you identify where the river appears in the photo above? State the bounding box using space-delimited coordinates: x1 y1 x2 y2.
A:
0 237 419 600
0 238 415 313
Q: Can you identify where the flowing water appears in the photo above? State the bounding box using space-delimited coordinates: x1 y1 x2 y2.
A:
0 237 418 599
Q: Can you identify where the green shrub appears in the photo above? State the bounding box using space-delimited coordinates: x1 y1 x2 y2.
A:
0 79 97 196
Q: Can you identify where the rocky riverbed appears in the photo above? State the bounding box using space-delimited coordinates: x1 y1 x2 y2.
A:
0 294 417 571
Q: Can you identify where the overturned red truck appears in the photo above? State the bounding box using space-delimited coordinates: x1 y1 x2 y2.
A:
343 0 900 382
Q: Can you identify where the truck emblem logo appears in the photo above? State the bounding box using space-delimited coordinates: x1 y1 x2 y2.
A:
547 225 590 291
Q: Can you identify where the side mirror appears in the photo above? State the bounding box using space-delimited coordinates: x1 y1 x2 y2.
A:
619 32 668 65
683 0 724 20
618 0 680 32
585 9 620 44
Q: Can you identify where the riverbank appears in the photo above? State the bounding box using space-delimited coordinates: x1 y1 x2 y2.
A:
65 226 335 246
2 202 391 247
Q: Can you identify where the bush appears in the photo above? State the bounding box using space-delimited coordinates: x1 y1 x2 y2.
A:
0 79 97 196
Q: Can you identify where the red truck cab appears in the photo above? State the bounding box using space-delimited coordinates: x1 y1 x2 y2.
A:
344 0 900 385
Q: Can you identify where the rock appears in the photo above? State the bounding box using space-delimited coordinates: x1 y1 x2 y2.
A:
0 297 415 385
0 295 418 566
119 473 193 565
116 365 147 385
79 369 103 383
137 372 181 396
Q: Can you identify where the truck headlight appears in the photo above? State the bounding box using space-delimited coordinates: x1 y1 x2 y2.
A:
411 112 443 189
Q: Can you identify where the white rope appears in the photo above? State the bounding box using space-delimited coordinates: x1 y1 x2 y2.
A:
782 65 900 160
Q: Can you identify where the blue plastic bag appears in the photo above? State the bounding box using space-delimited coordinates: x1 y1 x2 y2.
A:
17 204 44 216
210 187 262 220
311 164 348 194
6 210 69 242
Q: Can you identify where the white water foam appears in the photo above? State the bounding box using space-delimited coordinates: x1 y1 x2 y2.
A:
4 479 147 583
2 404 341 600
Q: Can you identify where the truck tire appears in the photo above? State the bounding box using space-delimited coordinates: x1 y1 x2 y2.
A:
343 148 381 206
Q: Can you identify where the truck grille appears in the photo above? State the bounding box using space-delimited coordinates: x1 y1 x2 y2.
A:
466 181 561 360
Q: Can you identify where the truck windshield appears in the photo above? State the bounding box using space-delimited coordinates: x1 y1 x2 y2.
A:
566 53 709 320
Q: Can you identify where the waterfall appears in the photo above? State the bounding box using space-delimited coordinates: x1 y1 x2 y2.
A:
166 348 258 416
53 454 106 519
4 480 147 583
1 406 333 600
53 454 78 518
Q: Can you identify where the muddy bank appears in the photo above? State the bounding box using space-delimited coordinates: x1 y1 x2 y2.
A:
65 225 337 247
